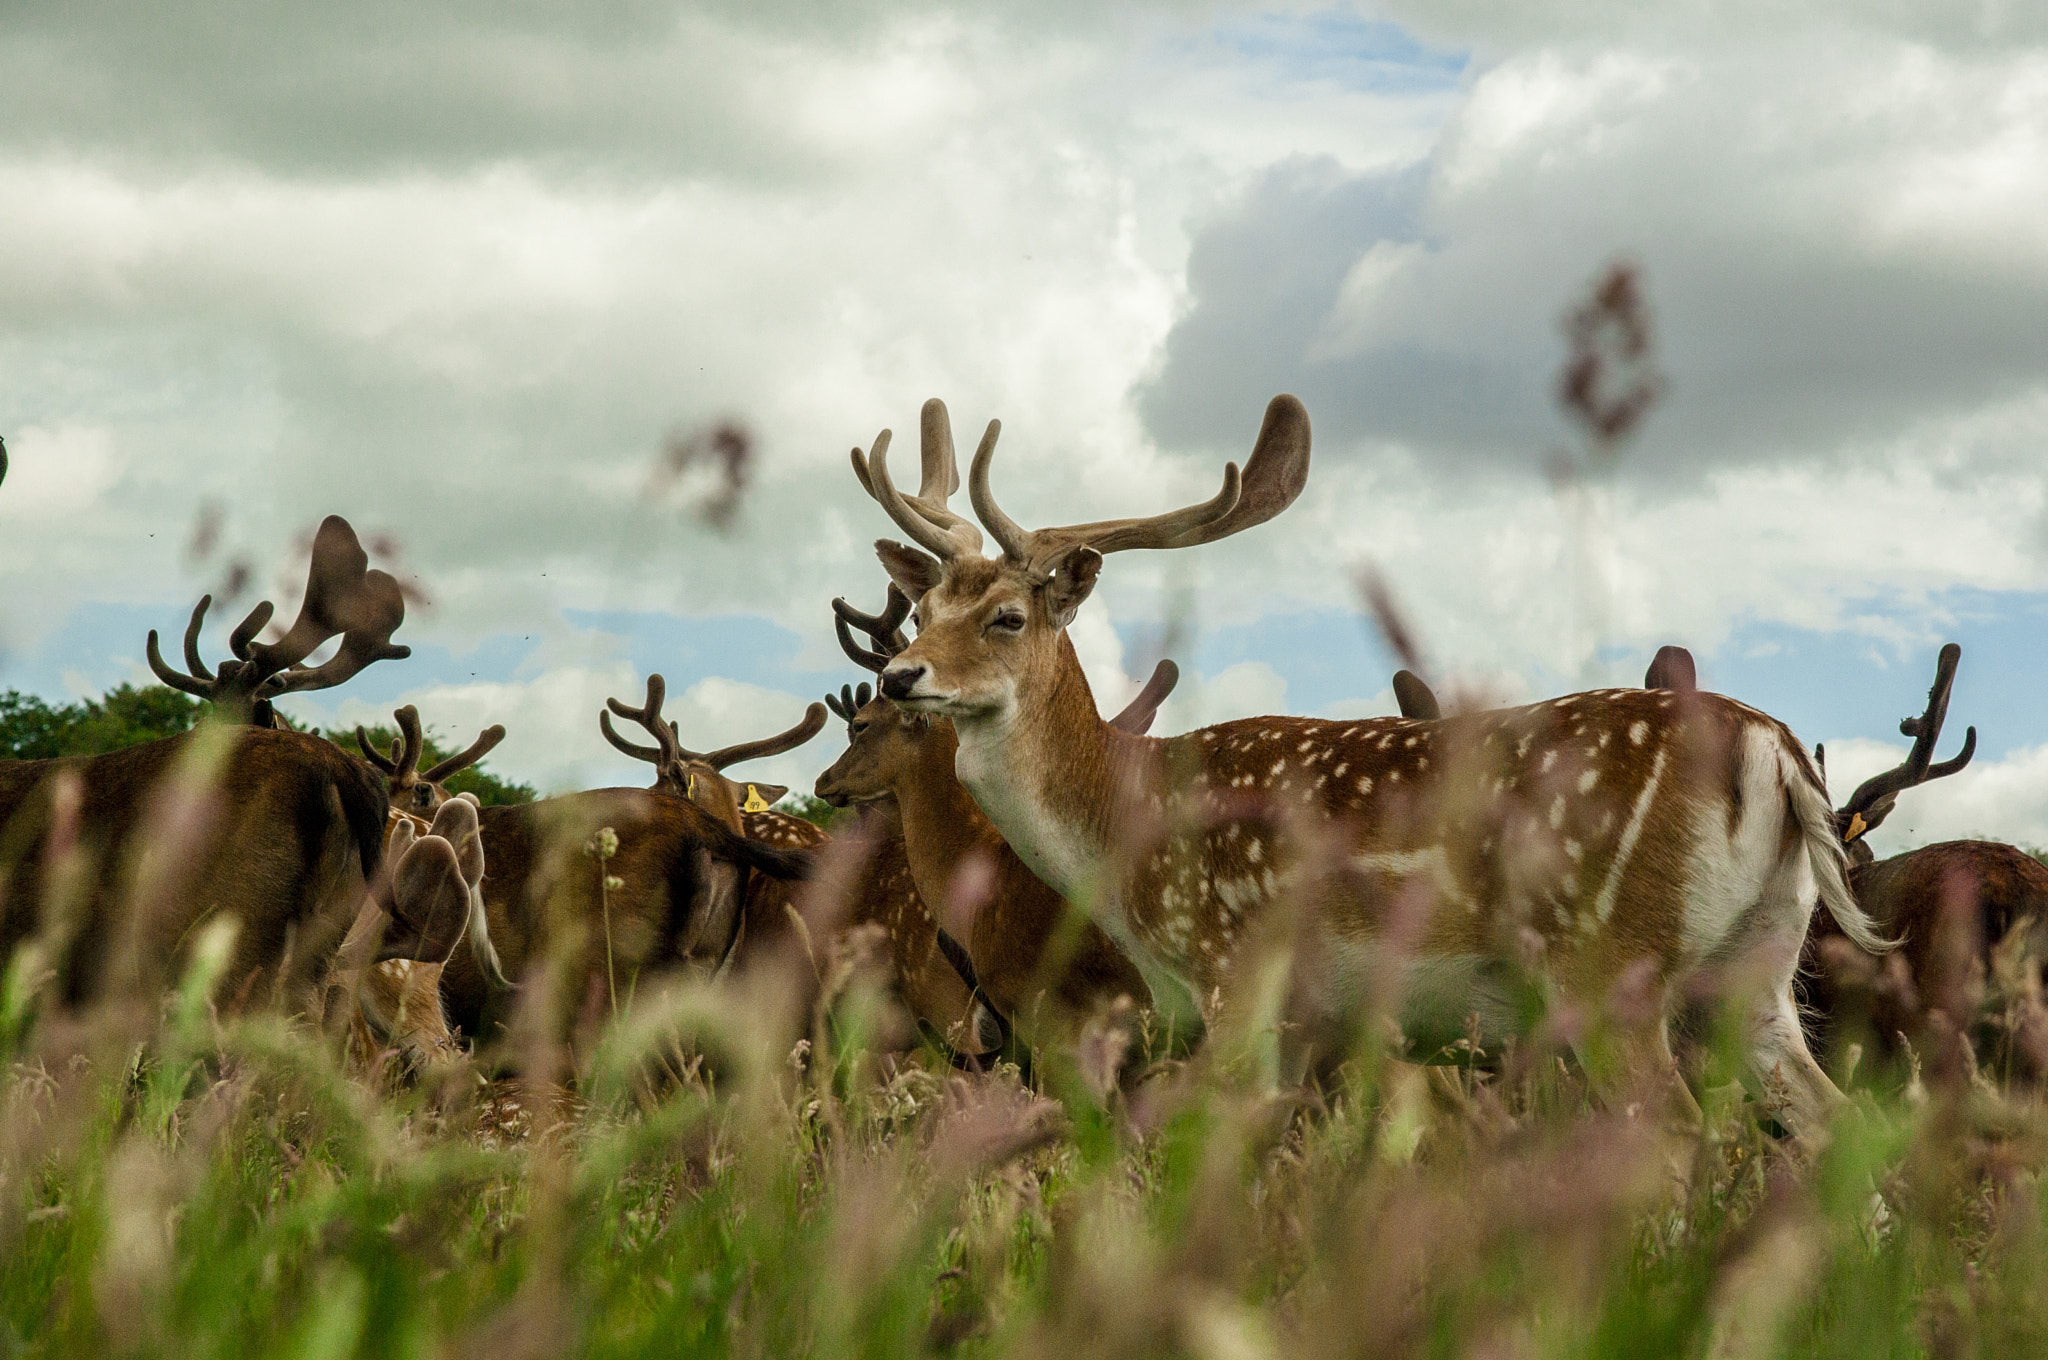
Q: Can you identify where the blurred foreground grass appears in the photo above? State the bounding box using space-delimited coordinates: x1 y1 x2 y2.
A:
6 927 2048 1360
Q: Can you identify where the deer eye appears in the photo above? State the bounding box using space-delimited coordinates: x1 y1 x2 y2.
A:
852 718 869 736
989 610 1026 635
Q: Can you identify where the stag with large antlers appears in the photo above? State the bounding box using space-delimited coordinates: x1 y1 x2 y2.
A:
816 571 1157 1058
851 394 1888 1145
0 516 427 1017
602 670 983 1052
147 515 411 727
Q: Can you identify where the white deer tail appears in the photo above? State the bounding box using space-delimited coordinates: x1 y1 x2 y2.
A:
1786 753 1898 955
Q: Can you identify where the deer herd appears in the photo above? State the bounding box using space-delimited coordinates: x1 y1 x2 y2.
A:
3 396 2043 1155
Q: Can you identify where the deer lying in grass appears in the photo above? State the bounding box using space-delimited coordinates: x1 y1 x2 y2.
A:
603 674 982 1052
852 393 1887 1144
1644 643 2048 1079
0 516 419 1018
345 705 513 1070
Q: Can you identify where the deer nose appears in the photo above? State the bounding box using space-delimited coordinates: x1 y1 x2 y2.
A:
879 664 924 701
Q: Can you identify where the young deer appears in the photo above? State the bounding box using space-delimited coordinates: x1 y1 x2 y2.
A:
602 674 981 1050
0 515 413 1017
853 394 1888 1141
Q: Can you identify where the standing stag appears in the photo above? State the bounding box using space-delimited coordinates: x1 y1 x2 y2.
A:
0 516 428 1017
603 673 982 1052
1645 642 2048 1077
852 393 1887 1143
817 407 1159 1054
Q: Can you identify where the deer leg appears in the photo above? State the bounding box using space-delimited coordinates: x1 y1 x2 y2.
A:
1746 991 1846 1153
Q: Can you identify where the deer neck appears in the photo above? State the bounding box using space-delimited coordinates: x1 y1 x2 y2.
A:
890 723 1001 911
949 634 1140 920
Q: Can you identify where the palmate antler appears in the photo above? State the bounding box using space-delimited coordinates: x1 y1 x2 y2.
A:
147 515 410 725
850 395 1311 574
1834 642 1976 845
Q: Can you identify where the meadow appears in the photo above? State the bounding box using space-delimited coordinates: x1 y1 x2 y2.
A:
6 860 2048 1360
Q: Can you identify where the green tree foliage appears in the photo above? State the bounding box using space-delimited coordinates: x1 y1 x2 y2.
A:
332 722 536 806
776 791 851 831
0 684 200 759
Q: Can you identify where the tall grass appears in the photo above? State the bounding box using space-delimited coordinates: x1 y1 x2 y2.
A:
8 870 2048 1360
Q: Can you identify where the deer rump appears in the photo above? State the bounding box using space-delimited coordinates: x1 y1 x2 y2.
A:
0 727 389 1013
438 788 814 1038
1802 839 2048 1071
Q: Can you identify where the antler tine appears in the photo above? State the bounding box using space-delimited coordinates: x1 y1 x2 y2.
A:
919 397 961 502
824 685 860 728
420 723 508 786
1838 642 1974 833
227 600 274 662
180 596 216 680
354 723 400 773
1391 669 1441 720
854 429 967 562
1108 659 1180 736
393 705 427 779
602 674 685 770
835 614 893 674
971 395 1311 572
702 702 829 770
147 608 218 700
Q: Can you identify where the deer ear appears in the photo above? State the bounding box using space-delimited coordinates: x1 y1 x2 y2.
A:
875 539 944 601
1043 545 1102 628
728 779 787 812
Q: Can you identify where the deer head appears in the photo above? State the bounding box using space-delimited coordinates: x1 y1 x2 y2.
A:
852 395 1308 725
356 704 507 815
147 515 411 727
1828 642 1976 865
599 672 826 828
815 582 1180 808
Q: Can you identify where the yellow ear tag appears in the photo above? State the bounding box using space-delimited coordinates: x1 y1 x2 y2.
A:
1843 811 1868 843
742 784 771 813
685 773 696 799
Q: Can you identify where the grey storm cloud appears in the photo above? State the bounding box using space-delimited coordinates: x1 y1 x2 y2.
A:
1142 23 2048 479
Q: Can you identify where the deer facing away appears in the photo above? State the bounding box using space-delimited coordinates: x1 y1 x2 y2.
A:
0 516 416 1019
853 394 1887 1145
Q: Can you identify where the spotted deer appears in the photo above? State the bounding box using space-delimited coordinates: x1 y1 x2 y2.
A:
1649 644 2048 1079
852 394 1889 1141
602 675 980 1051
0 516 415 1017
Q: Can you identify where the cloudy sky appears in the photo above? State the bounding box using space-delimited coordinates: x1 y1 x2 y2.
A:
2 0 2045 854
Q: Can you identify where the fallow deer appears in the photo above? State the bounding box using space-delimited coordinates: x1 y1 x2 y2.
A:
0 516 417 1017
852 394 1888 1143
602 674 981 1051
815 577 1159 1058
1646 643 2048 1080
436 788 819 1046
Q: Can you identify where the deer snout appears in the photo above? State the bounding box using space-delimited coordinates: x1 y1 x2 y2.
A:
879 663 926 702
